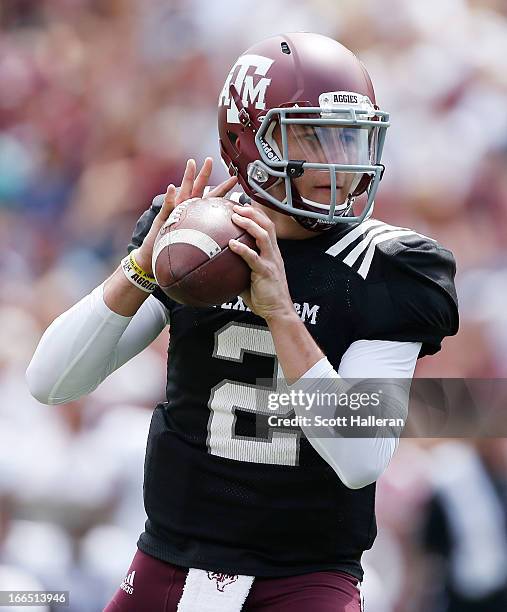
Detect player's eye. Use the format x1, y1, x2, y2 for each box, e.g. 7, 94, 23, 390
301, 131, 319, 145
341, 129, 358, 145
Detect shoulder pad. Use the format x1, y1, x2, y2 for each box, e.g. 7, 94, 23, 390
377, 230, 458, 311
334, 219, 459, 356
326, 219, 438, 280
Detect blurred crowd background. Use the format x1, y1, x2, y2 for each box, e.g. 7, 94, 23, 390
1, 0, 507, 610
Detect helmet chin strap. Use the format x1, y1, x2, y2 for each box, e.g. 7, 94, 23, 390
293, 215, 335, 232
288, 181, 355, 232
292, 207, 354, 231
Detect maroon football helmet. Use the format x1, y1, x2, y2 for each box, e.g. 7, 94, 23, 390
218, 32, 389, 230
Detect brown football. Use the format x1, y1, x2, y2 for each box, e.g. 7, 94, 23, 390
152, 197, 257, 306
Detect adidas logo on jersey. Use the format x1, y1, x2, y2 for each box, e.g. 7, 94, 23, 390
120, 570, 136, 595
326, 219, 434, 279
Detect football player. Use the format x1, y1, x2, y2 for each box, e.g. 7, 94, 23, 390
26, 33, 458, 611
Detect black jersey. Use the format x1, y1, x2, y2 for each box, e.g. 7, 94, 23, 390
128, 200, 458, 578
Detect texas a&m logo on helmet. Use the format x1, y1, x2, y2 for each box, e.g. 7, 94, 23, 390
218, 54, 274, 124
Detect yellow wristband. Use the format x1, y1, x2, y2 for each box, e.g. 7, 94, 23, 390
129, 250, 156, 282
121, 249, 157, 293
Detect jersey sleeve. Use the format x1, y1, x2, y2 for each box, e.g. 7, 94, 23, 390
128, 194, 176, 312
356, 234, 459, 357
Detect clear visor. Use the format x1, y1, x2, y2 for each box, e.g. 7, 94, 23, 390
285, 124, 374, 166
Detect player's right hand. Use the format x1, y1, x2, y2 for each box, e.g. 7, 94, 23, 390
135, 157, 237, 276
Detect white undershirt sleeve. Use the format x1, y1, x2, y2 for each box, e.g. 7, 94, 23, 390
290, 339, 421, 489
26, 283, 169, 405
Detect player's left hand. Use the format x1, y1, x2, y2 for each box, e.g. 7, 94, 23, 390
229, 205, 294, 322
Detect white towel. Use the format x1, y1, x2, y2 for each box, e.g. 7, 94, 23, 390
177, 569, 254, 612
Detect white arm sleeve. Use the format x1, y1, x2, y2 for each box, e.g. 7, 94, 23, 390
26, 283, 169, 405
291, 340, 421, 489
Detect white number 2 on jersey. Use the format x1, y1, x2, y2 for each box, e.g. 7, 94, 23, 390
207, 323, 301, 466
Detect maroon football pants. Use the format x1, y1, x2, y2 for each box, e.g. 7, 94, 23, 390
104, 549, 363, 611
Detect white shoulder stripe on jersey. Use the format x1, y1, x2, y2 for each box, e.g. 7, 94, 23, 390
357, 229, 416, 279
343, 223, 411, 267
325, 218, 439, 280
325, 219, 384, 257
